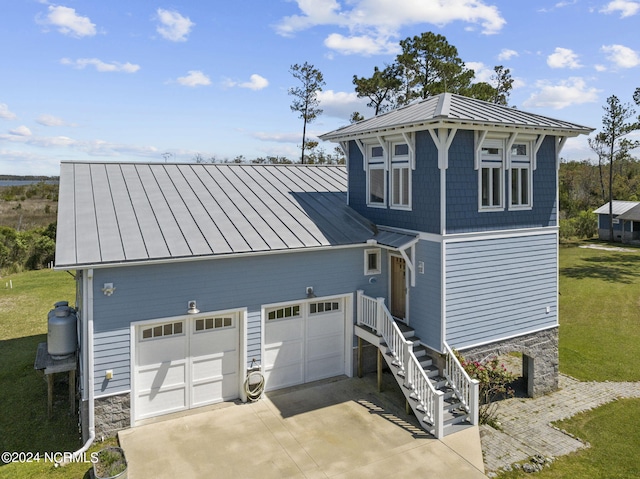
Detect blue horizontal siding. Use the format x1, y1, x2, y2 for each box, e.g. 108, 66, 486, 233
94, 329, 130, 396
409, 239, 442, 350
445, 233, 558, 349
90, 247, 388, 396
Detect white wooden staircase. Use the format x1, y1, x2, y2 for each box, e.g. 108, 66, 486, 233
356, 291, 479, 439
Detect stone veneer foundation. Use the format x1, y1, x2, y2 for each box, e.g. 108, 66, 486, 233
94, 394, 130, 438
459, 327, 559, 398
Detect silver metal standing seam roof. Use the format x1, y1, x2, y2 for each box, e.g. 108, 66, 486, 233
55, 162, 417, 269
612, 203, 640, 221
319, 93, 594, 142
593, 201, 640, 215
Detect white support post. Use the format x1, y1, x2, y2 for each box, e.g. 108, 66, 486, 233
403, 341, 413, 387
375, 297, 385, 335
356, 290, 364, 326
435, 393, 444, 439
470, 379, 480, 426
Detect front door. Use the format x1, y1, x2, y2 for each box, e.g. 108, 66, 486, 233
390, 256, 407, 320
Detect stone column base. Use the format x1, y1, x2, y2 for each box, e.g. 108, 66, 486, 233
458, 327, 559, 398
94, 393, 131, 439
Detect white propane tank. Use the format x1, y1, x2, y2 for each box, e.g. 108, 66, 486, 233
47, 302, 77, 359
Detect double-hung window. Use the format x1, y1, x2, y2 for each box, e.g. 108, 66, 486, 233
367, 145, 386, 206
509, 142, 532, 209
479, 139, 504, 211
391, 142, 411, 209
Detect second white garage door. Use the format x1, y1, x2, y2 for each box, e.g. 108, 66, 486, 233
264, 296, 347, 391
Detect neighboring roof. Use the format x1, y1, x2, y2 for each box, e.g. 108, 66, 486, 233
593, 201, 639, 215
616, 203, 640, 221
55, 162, 416, 269
319, 93, 594, 142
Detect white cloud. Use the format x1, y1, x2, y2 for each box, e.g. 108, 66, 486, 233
276, 0, 506, 55
39, 5, 96, 38
523, 77, 600, 109
226, 74, 269, 90
251, 131, 301, 143
156, 8, 194, 42
547, 47, 582, 69
36, 114, 69, 127
9, 126, 32, 137
601, 44, 640, 68
498, 49, 518, 61
176, 70, 211, 87
0, 103, 17, 120
317, 89, 367, 118
467, 62, 493, 82
324, 33, 399, 56
594, 64, 607, 72
600, 0, 640, 17
60, 58, 140, 73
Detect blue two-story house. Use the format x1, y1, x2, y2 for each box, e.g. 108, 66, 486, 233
55, 93, 592, 443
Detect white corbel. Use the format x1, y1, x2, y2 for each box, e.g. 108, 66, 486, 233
532, 134, 545, 171
556, 136, 568, 171
474, 130, 488, 170
429, 128, 457, 170
339, 141, 350, 162
401, 132, 416, 170
399, 243, 416, 287
505, 132, 517, 170
355, 139, 366, 171
376, 135, 389, 171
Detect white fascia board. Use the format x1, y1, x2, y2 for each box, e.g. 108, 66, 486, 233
442, 225, 559, 243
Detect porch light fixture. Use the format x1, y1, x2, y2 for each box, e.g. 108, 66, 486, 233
306, 287, 315, 298
187, 300, 199, 314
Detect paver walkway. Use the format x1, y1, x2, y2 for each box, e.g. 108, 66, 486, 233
480, 374, 640, 475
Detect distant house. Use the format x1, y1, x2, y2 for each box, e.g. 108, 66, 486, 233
594, 201, 640, 242
55, 93, 592, 443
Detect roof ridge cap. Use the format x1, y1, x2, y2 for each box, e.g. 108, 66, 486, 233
433, 93, 451, 118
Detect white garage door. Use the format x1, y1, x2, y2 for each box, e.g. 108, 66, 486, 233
134, 313, 239, 421
264, 297, 346, 391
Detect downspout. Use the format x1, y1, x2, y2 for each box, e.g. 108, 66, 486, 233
72, 268, 95, 460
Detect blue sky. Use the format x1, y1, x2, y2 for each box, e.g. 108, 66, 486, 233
1, 0, 639, 176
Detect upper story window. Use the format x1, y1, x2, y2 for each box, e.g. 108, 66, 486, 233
367, 145, 386, 207
391, 142, 411, 209
509, 142, 532, 209
364, 138, 413, 210
479, 140, 504, 211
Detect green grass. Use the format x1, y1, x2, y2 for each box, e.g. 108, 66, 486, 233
0, 269, 116, 479
498, 398, 640, 479
558, 243, 640, 381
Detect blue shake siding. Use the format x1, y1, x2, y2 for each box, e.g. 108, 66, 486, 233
347, 129, 557, 234
445, 233, 558, 349
90, 247, 387, 397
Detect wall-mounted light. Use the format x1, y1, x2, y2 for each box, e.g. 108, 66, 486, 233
306, 287, 315, 298
102, 283, 116, 296
187, 300, 200, 314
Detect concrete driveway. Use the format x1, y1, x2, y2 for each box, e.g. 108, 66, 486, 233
118, 375, 486, 478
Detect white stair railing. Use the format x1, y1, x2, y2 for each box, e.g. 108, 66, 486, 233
356, 291, 443, 437
443, 341, 480, 426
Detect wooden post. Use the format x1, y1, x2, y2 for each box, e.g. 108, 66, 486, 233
69, 369, 76, 415
377, 349, 382, 392
47, 374, 53, 419
357, 337, 363, 378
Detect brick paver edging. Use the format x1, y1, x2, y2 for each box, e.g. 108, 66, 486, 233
480, 375, 640, 475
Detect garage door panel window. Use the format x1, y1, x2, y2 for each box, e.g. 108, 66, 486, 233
142, 321, 184, 340
195, 316, 234, 332
309, 301, 341, 314
267, 305, 301, 321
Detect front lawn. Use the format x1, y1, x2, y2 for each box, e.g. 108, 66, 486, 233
558, 243, 640, 381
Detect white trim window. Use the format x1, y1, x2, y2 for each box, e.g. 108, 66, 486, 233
366, 145, 386, 206
479, 139, 504, 211
364, 248, 381, 275
509, 142, 532, 209
391, 142, 411, 209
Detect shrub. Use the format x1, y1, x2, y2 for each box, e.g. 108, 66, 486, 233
454, 351, 516, 426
